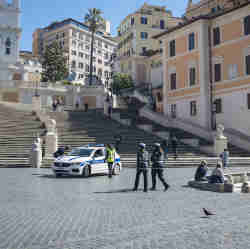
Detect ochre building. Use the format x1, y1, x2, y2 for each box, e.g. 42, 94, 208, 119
153, 1, 250, 135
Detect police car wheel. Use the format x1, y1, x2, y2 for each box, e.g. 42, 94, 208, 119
83, 166, 91, 177
55, 174, 62, 178
113, 164, 121, 175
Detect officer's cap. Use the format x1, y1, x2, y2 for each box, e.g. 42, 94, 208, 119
139, 143, 146, 148
154, 143, 161, 147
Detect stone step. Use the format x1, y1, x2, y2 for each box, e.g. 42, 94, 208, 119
0, 104, 44, 167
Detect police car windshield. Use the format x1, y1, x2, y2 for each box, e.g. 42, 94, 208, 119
68, 148, 92, 157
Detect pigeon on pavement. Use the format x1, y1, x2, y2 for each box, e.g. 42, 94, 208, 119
203, 208, 215, 216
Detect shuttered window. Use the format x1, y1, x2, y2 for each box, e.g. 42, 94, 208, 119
214, 63, 221, 82
170, 73, 176, 90
189, 33, 195, 50
189, 68, 196, 86
247, 94, 250, 110
141, 17, 147, 24
131, 17, 134, 25
169, 40, 175, 57
141, 32, 148, 40
215, 98, 222, 113
244, 15, 250, 36
246, 55, 250, 75
213, 27, 220, 46
160, 20, 165, 29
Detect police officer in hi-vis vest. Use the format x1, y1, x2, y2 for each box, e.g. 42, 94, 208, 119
133, 143, 149, 192
105, 144, 116, 178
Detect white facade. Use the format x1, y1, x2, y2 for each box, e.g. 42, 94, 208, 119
37, 19, 117, 85
150, 65, 163, 88
18, 55, 42, 81
0, 0, 21, 81
215, 88, 250, 135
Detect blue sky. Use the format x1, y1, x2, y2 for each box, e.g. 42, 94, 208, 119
20, 0, 194, 51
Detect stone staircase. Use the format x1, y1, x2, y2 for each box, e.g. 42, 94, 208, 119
1, 101, 250, 168
46, 107, 250, 167
110, 96, 250, 166
0, 104, 44, 167
45, 109, 213, 167
118, 97, 250, 153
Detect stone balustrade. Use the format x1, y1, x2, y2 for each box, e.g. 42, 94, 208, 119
188, 172, 250, 193
224, 172, 250, 184
188, 180, 234, 193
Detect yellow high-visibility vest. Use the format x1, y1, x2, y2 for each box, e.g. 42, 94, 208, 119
107, 148, 115, 163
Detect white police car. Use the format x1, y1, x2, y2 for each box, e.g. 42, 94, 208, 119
52, 144, 122, 177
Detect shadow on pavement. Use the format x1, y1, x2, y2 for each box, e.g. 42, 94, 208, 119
34, 174, 57, 178
32, 174, 105, 179
94, 188, 136, 194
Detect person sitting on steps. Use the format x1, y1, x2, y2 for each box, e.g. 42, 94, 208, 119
194, 160, 208, 181
209, 162, 225, 184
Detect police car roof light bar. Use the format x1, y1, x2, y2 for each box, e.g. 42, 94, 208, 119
86, 143, 105, 147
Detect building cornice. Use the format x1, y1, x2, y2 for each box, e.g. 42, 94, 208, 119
153, 2, 250, 39
0, 6, 21, 13
0, 25, 21, 33
42, 18, 117, 45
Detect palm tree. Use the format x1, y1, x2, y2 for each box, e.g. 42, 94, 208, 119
84, 8, 105, 85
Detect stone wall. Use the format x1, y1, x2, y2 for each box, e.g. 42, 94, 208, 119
0, 80, 106, 109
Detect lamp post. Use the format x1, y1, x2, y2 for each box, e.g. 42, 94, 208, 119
148, 82, 154, 110
32, 70, 41, 112
34, 70, 40, 97
212, 100, 217, 130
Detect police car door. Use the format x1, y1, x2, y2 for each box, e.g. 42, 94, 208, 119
92, 149, 106, 173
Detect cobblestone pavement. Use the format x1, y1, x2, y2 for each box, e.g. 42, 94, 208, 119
0, 167, 250, 249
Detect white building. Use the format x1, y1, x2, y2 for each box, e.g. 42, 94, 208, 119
18, 51, 42, 82
0, 0, 21, 81
33, 19, 117, 86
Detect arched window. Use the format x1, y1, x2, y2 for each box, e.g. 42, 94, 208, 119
5, 38, 11, 55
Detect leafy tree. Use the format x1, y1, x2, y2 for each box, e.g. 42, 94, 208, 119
111, 73, 134, 95
84, 8, 105, 85
41, 41, 68, 82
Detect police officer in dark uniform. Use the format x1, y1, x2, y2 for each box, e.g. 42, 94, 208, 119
54, 145, 71, 158
114, 134, 122, 152
150, 143, 170, 191
133, 143, 149, 192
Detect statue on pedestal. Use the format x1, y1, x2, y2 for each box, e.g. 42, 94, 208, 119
216, 124, 226, 139
46, 119, 57, 134
30, 136, 42, 168
241, 182, 250, 193
227, 175, 234, 184
214, 124, 228, 157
